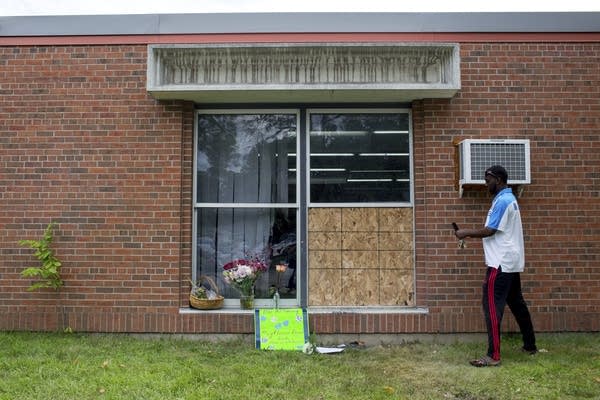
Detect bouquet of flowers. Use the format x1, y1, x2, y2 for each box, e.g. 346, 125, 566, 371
222, 258, 267, 296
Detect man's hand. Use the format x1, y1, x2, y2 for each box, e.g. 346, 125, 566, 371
452, 223, 466, 248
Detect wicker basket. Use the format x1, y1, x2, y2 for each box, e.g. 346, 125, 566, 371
189, 275, 224, 310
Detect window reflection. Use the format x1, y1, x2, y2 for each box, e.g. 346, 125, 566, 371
197, 113, 297, 204
195, 113, 298, 302
194, 109, 413, 307
196, 208, 297, 300
309, 112, 411, 203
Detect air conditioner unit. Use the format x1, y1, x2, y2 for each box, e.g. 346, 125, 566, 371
458, 139, 530, 197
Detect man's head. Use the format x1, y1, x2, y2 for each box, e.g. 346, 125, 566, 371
485, 165, 508, 184
484, 165, 508, 195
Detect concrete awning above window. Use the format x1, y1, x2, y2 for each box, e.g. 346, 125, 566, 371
147, 43, 460, 103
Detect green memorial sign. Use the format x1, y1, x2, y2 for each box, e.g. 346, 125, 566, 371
254, 308, 309, 351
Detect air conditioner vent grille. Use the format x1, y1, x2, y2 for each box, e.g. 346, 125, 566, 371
469, 143, 528, 181
457, 139, 530, 197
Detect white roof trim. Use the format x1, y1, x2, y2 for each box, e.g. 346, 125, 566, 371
1, 13, 599, 36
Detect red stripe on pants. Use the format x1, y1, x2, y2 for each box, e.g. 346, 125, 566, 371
487, 268, 501, 360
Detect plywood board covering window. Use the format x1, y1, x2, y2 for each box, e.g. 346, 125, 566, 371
308, 207, 414, 306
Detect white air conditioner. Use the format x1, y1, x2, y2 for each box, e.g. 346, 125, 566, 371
458, 139, 530, 197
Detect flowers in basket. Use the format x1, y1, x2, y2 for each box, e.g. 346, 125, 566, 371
189, 276, 224, 310
190, 284, 216, 300
222, 258, 267, 296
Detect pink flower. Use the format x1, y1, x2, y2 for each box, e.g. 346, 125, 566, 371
222, 258, 267, 296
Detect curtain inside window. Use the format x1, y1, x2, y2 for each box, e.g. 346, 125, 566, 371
196, 113, 297, 299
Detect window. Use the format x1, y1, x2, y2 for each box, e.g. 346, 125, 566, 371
193, 108, 413, 309
309, 110, 411, 204
194, 111, 298, 308
196, 113, 297, 204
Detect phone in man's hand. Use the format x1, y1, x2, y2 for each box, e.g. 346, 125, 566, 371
451, 222, 465, 248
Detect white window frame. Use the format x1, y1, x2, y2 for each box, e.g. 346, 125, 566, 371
193, 109, 301, 309
191, 107, 416, 310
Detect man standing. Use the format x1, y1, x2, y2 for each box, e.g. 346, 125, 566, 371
455, 165, 537, 367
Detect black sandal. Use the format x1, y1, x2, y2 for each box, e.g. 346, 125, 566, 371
521, 347, 538, 355
469, 355, 501, 367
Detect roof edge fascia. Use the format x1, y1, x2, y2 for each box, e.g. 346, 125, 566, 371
1, 12, 599, 37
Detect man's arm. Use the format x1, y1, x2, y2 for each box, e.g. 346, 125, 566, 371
455, 227, 496, 240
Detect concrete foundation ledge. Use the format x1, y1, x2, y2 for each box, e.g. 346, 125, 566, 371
126, 332, 486, 346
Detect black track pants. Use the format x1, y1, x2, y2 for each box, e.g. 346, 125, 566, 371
482, 266, 537, 360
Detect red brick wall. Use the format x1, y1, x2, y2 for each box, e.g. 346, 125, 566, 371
1, 42, 598, 334
0, 45, 193, 332
413, 42, 600, 334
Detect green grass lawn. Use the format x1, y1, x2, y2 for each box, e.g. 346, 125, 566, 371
0, 332, 598, 399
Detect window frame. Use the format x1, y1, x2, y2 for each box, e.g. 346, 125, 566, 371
192, 107, 415, 310
193, 109, 301, 309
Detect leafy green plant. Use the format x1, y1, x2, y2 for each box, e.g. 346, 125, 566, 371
19, 222, 63, 291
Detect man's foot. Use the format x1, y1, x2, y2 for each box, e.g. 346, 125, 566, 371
469, 355, 501, 367
521, 346, 538, 355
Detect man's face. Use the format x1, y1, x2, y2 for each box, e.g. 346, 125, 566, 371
485, 173, 499, 195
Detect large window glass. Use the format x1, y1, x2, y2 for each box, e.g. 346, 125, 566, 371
193, 108, 412, 309
197, 113, 296, 204
195, 112, 298, 307
309, 110, 411, 203
196, 207, 297, 300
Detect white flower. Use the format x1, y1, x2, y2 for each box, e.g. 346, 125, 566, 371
302, 342, 315, 355
235, 265, 253, 278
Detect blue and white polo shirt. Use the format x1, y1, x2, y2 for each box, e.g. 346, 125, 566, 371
482, 188, 525, 272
